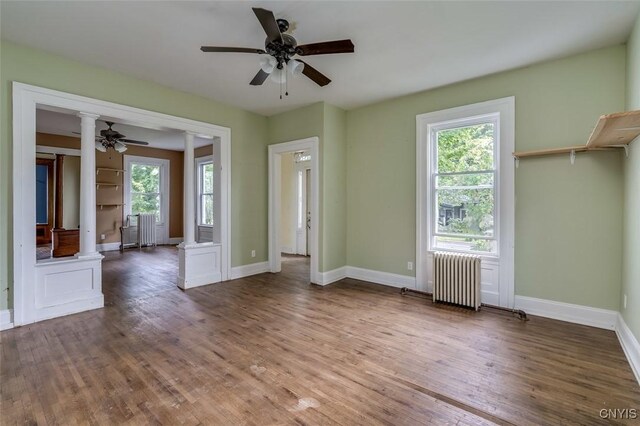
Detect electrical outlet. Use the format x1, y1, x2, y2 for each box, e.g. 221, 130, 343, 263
251, 250, 256, 258
624, 294, 627, 309
407, 261, 413, 271
100, 234, 106, 241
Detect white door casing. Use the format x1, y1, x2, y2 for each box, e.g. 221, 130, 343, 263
268, 138, 320, 284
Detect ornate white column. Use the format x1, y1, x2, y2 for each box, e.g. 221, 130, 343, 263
77, 112, 100, 258
177, 131, 221, 290
182, 131, 196, 246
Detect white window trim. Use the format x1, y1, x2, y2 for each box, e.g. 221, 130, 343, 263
123, 155, 170, 244
416, 97, 515, 308
196, 155, 214, 227
429, 113, 500, 256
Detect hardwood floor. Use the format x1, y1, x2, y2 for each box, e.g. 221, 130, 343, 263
1, 247, 639, 425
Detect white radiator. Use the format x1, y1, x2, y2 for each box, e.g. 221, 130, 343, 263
138, 213, 156, 248
433, 251, 481, 311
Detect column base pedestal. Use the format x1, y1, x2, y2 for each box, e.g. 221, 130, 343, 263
177, 243, 222, 290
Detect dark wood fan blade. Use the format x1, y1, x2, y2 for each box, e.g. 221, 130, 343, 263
298, 60, 331, 87
201, 46, 265, 54
250, 69, 270, 86
296, 39, 354, 56
120, 139, 149, 146
252, 8, 282, 44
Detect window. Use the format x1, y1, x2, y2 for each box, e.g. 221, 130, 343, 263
124, 156, 169, 233
198, 160, 214, 226
430, 115, 498, 254
130, 162, 162, 221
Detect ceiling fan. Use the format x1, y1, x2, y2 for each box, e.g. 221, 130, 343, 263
75, 121, 150, 153
200, 7, 354, 92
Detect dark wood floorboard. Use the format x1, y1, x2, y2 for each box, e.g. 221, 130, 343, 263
1, 246, 639, 425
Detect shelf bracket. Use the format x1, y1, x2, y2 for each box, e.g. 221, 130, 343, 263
514, 157, 520, 169
570, 149, 576, 165
623, 145, 629, 158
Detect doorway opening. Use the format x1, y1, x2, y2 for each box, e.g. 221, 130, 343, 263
12, 82, 231, 326
268, 137, 320, 284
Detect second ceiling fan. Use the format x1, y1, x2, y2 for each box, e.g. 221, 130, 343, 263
201, 7, 354, 89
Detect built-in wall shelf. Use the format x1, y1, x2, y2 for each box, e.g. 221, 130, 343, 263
513, 109, 640, 161
96, 167, 126, 176
97, 203, 124, 210
96, 182, 120, 190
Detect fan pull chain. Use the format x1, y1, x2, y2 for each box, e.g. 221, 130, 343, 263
285, 66, 289, 97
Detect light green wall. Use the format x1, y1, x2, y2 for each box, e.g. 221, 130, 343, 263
266, 102, 348, 272
0, 40, 270, 310
622, 13, 640, 340
346, 45, 626, 310
0, 38, 632, 313
321, 104, 347, 271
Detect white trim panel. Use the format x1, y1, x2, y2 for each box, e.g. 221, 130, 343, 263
34, 255, 104, 322
346, 266, 416, 289
230, 261, 270, 280
514, 295, 617, 330
0, 309, 14, 331
616, 314, 640, 385
177, 243, 221, 290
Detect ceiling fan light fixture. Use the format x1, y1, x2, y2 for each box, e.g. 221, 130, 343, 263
95, 141, 107, 152
114, 142, 128, 153
288, 59, 304, 76
270, 67, 287, 84
259, 55, 277, 73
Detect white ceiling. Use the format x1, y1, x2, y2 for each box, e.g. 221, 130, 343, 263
3, 1, 640, 116
36, 109, 212, 151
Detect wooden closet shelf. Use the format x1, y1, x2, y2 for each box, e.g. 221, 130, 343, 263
513, 109, 640, 160
96, 168, 126, 175
97, 203, 124, 210
96, 182, 120, 189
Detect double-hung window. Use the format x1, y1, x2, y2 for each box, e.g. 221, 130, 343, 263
197, 158, 214, 226
430, 115, 498, 254
130, 162, 163, 222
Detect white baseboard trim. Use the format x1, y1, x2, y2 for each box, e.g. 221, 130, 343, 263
178, 272, 222, 290
514, 295, 617, 330
280, 246, 295, 254
230, 261, 270, 280
169, 237, 183, 245
1, 309, 14, 331
616, 313, 640, 385
96, 242, 120, 252
346, 266, 416, 289
317, 267, 347, 286
35, 295, 104, 323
